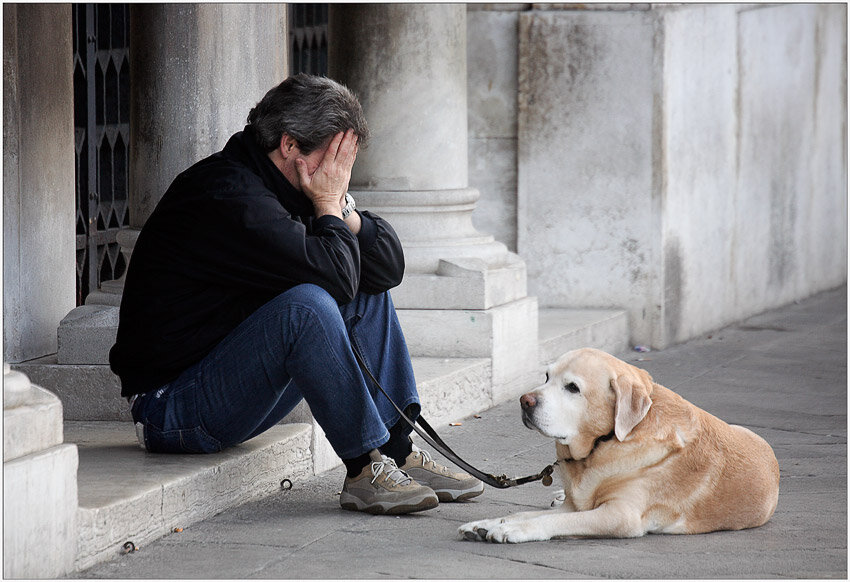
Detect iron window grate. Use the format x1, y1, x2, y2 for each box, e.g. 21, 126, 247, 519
72, 3, 130, 305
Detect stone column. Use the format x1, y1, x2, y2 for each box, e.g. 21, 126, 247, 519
3, 3, 77, 361
87, 4, 288, 305
329, 4, 538, 399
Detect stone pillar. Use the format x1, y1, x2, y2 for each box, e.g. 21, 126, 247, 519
329, 4, 538, 399
86, 4, 288, 306
3, 3, 77, 362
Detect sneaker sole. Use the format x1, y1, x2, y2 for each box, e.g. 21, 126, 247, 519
433, 482, 485, 502
339, 492, 439, 515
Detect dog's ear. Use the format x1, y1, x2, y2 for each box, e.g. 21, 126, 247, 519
611, 368, 654, 441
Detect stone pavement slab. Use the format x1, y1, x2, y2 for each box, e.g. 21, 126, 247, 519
74, 286, 847, 579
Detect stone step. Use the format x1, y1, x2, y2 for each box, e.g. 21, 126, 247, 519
538, 308, 630, 364
14, 356, 493, 424
411, 356, 492, 426
15, 355, 128, 422
63, 357, 492, 571
67, 421, 313, 572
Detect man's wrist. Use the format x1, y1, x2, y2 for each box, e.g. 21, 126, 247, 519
343, 207, 361, 235
314, 202, 342, 219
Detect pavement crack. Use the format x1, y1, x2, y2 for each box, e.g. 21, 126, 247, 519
494, 553, 584, 575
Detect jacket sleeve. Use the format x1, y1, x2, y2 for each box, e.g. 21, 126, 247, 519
354, 210, 406, 295
186, 187, 362, 305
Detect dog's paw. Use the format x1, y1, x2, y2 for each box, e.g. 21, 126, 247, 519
480, 521, 540, 544
458, 518, 504, 542
459, 518, 545, 544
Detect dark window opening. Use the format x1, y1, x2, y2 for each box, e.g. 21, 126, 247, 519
289, 4, 328, 76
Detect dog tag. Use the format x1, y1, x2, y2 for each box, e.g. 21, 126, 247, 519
542, 475, 553, 487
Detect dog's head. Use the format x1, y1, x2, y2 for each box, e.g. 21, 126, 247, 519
520, 348, 655, 459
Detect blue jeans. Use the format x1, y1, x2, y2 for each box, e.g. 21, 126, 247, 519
131, 284, 420, 460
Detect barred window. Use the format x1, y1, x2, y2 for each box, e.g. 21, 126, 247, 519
289, 4, 328, 76
72, 3, 130, 305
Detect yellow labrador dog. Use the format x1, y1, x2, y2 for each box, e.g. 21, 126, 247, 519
459, 348, 779, 543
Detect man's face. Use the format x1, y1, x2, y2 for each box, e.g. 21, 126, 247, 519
284, 138, 332, 192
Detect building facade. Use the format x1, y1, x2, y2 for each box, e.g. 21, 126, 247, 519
3, 3, 846, 576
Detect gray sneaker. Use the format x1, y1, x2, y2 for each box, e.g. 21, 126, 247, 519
340, 450, 439, 515
400, 445, 484, 502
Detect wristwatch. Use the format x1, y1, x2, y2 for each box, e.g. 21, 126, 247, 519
341, 192, 356, 219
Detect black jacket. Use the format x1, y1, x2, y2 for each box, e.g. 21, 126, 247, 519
109, 127, 405, 396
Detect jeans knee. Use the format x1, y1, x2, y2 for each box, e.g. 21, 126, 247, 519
282, 284, 338, 311
275, 284, 344, 330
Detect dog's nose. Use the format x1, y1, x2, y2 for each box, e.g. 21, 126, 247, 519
520, 393, 537, 410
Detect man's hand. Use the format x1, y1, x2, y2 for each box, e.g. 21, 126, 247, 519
296, 129, 358, 219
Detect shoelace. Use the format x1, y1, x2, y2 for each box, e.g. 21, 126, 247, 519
370, 456, 412, 486
411, 445, 450, 475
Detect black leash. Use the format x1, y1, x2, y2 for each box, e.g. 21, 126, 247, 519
352, 347, 555, 489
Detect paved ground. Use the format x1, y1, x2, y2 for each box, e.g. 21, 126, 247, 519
76, 286, 847, 579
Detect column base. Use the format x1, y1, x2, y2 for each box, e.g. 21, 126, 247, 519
392, 255, 527, 310
3, 367, 78, 579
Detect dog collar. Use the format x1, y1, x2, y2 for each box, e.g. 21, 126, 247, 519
556, 430, 617, 466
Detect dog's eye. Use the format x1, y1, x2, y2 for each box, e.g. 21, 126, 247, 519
564, 382, 580, 394
545, 372, 550, 383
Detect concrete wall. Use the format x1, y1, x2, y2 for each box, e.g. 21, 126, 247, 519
3, 4, 77, 363
660, 3, 848, 344
130, 4, 288, 225
517, 7, 662, 343
469, 4, 847, 347
467, 5, 521, 252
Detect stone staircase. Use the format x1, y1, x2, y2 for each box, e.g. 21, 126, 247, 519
13, 306, 628, 573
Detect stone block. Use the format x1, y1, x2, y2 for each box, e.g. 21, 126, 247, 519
57, 304, 118, 365
517, 10, 659, 345
3, 444, 79, 579
83, 290, 122, 306
516, 5, 846, 349
391, 256, 526, 310
413, 357, 493, 426
281, 400, 340, 475
3, 380, 64, 462
490, 296, 540, 401
14, 356, 127, 421
733, 4, 847, 315
69, 421, 312, 571
538, 308, 630, 364
398, 296, 539, 403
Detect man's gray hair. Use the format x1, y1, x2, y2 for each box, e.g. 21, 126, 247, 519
247, 74, 370, 154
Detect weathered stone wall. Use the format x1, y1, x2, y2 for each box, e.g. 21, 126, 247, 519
3, 4, 77, 363
469, 4, 847, 347
661, 3, 847, 344
518, 7, 661, 343
467, 5, 521, 252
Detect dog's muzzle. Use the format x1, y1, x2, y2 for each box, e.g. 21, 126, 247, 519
520, 393, 538, 430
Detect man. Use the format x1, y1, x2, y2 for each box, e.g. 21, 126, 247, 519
110, 74, 483, 515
